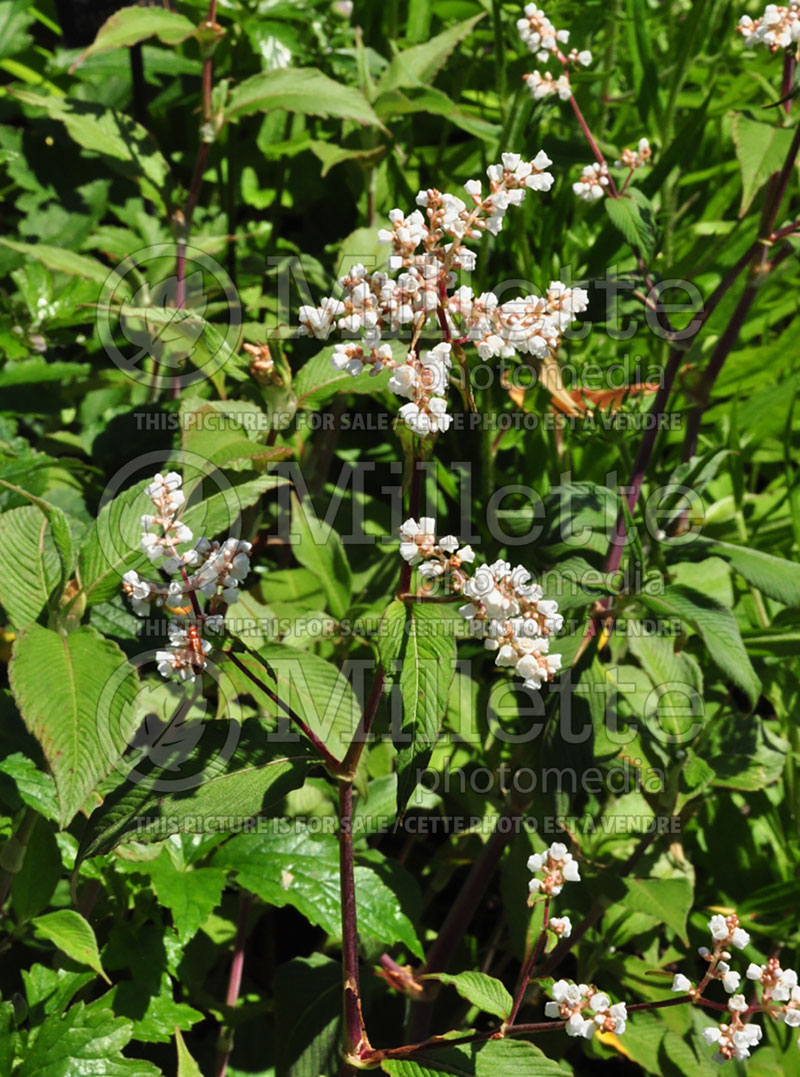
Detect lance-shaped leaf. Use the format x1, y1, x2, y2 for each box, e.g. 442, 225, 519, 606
77, 4, 197, 61
423, 972, 514, 1021
0, 505, 61, 628
33, 910, 110, 982
381, 1038, 566, 1075
8, 624, 140, 827
226, 67, 384, 128
394, 603, 457, 813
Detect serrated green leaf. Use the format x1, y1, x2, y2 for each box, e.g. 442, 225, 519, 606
0, 504, 61, 628
8, 624, 140, 826
732, 112, 796, 215
424, 972, 513, 1021
620, 876, 693, 944
380, 1038, 566, 1076
214, 825, 423, 958
695, 538, 800, 606
80, 4, 197, 59
175, 1028, 203, 1077
376, 14, 485, 96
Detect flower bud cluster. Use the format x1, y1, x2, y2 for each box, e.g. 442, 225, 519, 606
527, 841, 580, 898
617, 137, 652, 171
573, 163, 609, 202
737, 2, 800, 51
545, 980, 627, 1038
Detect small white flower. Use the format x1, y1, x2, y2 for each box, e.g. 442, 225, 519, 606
672, 973, 692, 992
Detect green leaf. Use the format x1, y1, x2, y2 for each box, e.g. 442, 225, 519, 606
226, 67, 384, 128
289, 492, 352, 620
10, 90, 171, 190
604, 188, 656, 257
180, 470, 287, 542
394, 604, 457, 813
293, 344, 394, 410
175, 1028, 203, 1077
637, 585, 761, 708
732, 112, 796, 215
373, 86, 500, 141
380, 1038, 566, 1076
0, 753, 59, 822
78, 480, 151, 608
0, 479, 77, 605
33, 910, 110, 982
620, 876, 694, 944
274, 954, 341, 1077
214, 825, 423, 958
423, 972, 513, 1021
0, 239, 114, 288
695, 538, 800, 606
0, 505, 61, 628
142, 851, 226, 943
77, 718, 313, 860
376, 14, 485, 95
8, 624, 140, 827
0, 1000, 16, 1074
80, 4, 197, 59
378, 598, 407, 669
220, 644, 360, 762
180, 398, 290, 472
309, 140, 386, 178
15, 1001, 161, 1076
11, 818, 61, 922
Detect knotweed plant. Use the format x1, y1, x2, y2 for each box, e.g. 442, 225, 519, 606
1, 1, 799, 1076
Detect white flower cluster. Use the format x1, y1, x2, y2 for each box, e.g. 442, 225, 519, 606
299, 153, 588, 436
573, 162, 609, 202
738, 2, 800, 50
121, 472, 252, 683
671, 914, 800, 1062
397, 517, 563, 693
528, 841, 580, 898
545, 981, 627, 1039
459, 559, 563, 692
517, 3, 591, 102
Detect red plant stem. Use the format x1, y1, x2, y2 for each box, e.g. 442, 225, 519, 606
398, 451, 422, 594
223, 649, 342, 770
215, 893, 251, 1077
681, 57, 800, 458
506, 897, 550, 1026
567, 93, 619, 198
339, 667, 386, 778
339, 782, 369, 1064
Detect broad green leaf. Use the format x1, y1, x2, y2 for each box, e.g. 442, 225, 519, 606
33, 910, 110, 982
226, 67, 383, 128
376, 14, 485, 96
8, 624, 140, 826
180, 398, 290, 472
373, 86, 499, 141
274, 954, 341, 1077
637, 585, 761, 707
381, 1038, 566, 1076
394, 604, 457, 813
289, 492, 352, 620
142, 851, 226, 942
80, 4, 197, 59
695, 538, 800, 606
180, 471, 287, 543
11, 90, 171, 190
732, 112, 796, 215
620, 876, 693, 944
0, 504, 61, 628
77, 719, 313, 860
424, 972, 513, 1021
15, 1001, 161, 1076
220, 644, 360, 761
309, 140, 385, 177
0, 1001, 16, 1073
627, 630, 703, 741
0, 753, 59, 822
175, 1028, 203, 1077
378, 598, 407, 670
214, 825, 423, 958
293, 345, 393, 410
0, 479, 77, 604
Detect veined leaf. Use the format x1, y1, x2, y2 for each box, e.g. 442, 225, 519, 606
732, 112, 796, 216
226, 67, 383, 128
380, 1038, 565, 1075
376, 14, 485, 96
424, 972, 513, 1021
289, 492, 352, 620
8, 624, 140, 826
78, 4, 197, 61
0, 504, 61, 628
33, 910, 110, 982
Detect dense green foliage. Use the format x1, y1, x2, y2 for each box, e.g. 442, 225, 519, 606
0, 0, 799, 1074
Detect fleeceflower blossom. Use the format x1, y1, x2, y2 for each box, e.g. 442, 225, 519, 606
545, 980, 627, 1039
298, 153, 588, 436
737, 2, 800, 51
708, 913, 750, 951
527, 841, 580, 897
573, 162, 609, 202
702, 1001, 762, 1062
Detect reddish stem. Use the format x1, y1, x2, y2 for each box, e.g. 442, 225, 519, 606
215, 893, 251, 1077
507, 897, 550, 1026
